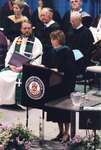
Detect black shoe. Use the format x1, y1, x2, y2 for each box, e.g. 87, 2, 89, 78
51, 133, 63, 141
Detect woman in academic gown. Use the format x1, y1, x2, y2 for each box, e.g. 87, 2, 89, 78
4, 0, 28, 45
46, 30, 76, 143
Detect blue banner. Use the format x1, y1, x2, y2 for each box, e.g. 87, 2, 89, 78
0, 0, 100, 18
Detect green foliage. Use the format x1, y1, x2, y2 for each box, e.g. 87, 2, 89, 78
67, 134, 101, 150
0, 124, 37, 150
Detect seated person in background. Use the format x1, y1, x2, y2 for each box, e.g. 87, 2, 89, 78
3, 0, 28, 46
0, 31, 8, 70
89, 14, 101, 62
31, 0, 62, 28
62, 0, 93, 43
93, 14, 101, 42
68, 11, 94, 75
46, 30, 76, 143
0, 0, 31, 28
89, 14, 101, 43
34, 7, 61, 67
0, 20, 43, 105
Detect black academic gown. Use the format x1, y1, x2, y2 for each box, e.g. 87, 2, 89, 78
0, 31, 7, 70
68, 26, 94, 74
46, 46, 76, 122
62, 11, 74, 43
31, 8, 42, 27
0, 1, 31, 27
31, 8, 62, 27
3, 17, 22, 42
34, 21, 61, 67
62, 11, 93, 43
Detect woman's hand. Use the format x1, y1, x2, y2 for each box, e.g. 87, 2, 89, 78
50, 68, 64, 75
10, 65, 22, 73
51, 68, 58, 72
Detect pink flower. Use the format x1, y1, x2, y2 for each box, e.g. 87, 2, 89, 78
24, 142, 31, 149
70, 135, 83, 144
16, 137, 20, 142
0, 146, 4, 150
0, 125, 12, 131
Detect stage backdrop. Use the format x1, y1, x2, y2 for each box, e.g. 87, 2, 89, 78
0, 0, 100, 18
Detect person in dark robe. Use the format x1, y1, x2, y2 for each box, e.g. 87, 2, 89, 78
34, 7, 61, 67
62, 0, 93, 43
0, 0, 31, 28
0, 31, 8, 70
68, 11, 94, 75
3, 0, 28, 45
46, 30, 76, 143
31, 0, 62, 28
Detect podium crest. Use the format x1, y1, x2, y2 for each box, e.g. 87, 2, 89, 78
25, 76, 45, 100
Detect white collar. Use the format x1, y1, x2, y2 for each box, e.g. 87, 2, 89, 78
76, 23, 83, 29
72, 8, 82, 13
44, 20, 55, 27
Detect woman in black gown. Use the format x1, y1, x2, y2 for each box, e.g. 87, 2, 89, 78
4, 0, 28, 45
47, 30, 76, 143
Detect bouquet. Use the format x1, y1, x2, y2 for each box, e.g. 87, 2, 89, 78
67, 134, 101, 150
0, 124, 36, 150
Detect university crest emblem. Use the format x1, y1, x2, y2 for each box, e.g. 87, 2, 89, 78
25, 76, 45, 100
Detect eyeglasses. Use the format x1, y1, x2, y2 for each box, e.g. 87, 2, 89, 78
70, 0, 80, 3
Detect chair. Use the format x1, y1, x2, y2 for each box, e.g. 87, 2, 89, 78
86, 66, 101, 96
72, 47, 98, 93
75, 59, 97, 93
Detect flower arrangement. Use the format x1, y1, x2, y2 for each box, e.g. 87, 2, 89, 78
0, 124, 37, 150
67, 134, 101, 150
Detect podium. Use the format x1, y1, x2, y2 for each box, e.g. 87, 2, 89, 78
21, 64, 63, 130
21, 64, 63, 108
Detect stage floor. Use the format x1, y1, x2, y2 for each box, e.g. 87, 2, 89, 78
30, 140, 65, 150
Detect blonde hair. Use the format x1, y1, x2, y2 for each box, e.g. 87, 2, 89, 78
13, 0, 25, 9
